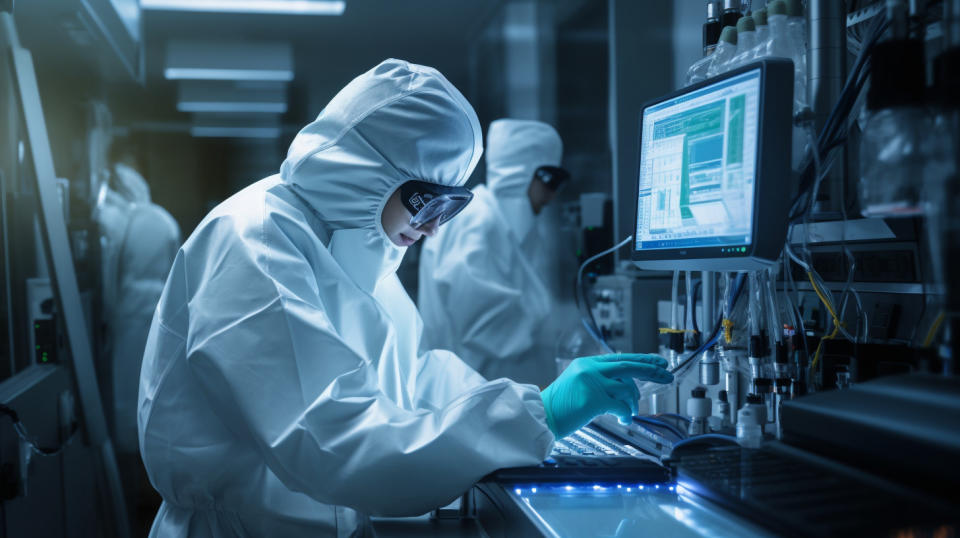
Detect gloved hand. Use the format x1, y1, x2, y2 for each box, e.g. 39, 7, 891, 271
540, 353, 673, 439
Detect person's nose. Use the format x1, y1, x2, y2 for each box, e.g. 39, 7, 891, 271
418, 218, 440, 237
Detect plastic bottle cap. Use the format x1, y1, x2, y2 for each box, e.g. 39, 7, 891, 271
754, 8, 768, 25
736, 16, 755, 33
745, 393, 763, 405
767, 0, 787, 16
707, 0, 719, 20
719, 26, 738, 45
718, 389, 728, 402
785, 0, 803, 17
691, 387, 707, 398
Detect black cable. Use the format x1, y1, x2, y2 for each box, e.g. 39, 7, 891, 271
0, 403, 76, 457
691, 279, 702, 335
575, 235, 634, 353
633, 416, 687, 440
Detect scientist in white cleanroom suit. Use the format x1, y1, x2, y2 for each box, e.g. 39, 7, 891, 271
418, 119, 568, 387
138, 59, 673, 537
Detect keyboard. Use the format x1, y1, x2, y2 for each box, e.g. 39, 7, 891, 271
487, 424, 671, 484
550, 425, 645, 457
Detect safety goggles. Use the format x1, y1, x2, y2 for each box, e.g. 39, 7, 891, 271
533, 165, 571, 191
399, 180, 474, 228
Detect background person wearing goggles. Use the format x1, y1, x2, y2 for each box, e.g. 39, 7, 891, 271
418, 118, 578, 388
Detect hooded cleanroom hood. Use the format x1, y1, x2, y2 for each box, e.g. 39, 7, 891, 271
486, 119, 563, 200
280, 59, 483, 242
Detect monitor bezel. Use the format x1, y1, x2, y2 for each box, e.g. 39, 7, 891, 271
630, 59, 794, 271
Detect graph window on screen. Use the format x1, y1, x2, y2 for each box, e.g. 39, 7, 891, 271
635, 69, 760, 252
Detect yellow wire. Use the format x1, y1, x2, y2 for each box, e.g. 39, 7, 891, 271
807, 271, 843, 373
722, 319, 734, 344
807, 272, 840, 324
658, 328, 695, 334
923, 311, 946, 348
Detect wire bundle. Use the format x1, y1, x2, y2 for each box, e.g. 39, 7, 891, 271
788, 15, 889, 225
671, 273, 747, 376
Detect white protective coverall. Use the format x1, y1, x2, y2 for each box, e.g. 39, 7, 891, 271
94, 163, 180, 453
418, 119, 563, 387
138, 59, 554, 537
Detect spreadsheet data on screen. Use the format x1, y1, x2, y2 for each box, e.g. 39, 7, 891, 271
635, 70, 760, 252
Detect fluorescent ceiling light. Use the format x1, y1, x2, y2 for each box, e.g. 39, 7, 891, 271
165, 40, 294, 81
190, 126, 282, 138
165, 68, 293, 81
142, 0, 345, 15
179, 101, 287, 113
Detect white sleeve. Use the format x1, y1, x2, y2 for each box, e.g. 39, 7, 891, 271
184, 219, 553, 517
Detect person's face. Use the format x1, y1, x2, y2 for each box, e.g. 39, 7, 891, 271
527, 177, 557, 215
381, 188, 441, 247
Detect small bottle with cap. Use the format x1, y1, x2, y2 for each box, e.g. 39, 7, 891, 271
754, 0, 793, 61
720, 0, 742, 29
714, 389, 732, 427
700, 349, 720, 386
726, 15, 757, 71
703, 1, 722, 56
744, 392, 767, 432
705, 26, 739, 79
753, 7, 769, 45
687, 386, 712, 436
736, 405, 764, 448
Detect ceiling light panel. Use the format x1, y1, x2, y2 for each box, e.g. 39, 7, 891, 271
177, 80, 288, 113
142, 0, 345, 16
165, 40, 294, 81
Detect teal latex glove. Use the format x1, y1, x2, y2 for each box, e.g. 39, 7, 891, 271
540, 353, 673, 439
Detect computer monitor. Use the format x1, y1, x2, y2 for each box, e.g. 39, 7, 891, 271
631, 60, 794, 271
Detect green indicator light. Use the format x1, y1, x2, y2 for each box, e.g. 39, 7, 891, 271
35, 345, 40, 350
35, 324, 40, 329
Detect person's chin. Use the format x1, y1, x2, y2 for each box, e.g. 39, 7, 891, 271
396, 232, 417, 247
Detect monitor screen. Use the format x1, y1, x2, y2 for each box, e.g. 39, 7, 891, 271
635, 68, 761, 254
631, 60, 793, 271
